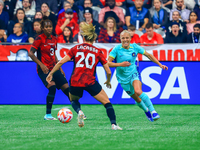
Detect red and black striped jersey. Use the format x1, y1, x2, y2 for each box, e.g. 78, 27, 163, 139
67, 43, 107, 87
32, 33, 57, 71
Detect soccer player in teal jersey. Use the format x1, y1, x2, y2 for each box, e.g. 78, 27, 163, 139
108, 30, 168, 121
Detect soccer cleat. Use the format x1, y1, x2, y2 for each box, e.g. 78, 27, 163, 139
152, 113, 160, 121
78, 110, 84, 127
145, 110, 154, 122
84, 115, 87, 120
112, 124, 123, 130
44, 114, 57, 120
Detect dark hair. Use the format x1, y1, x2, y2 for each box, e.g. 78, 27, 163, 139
41, 2, 49, 8
14, 8, 26, 20
128, 25, 136, 31
194, 23, 200, 29
63, 26, 73, 43
145, 23, 153, 29
189, 11, 198, 22
40, 16, 52, 29
34, 11, 43, 19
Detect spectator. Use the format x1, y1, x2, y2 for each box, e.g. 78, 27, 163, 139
16, 0, 36, 21
28, 19, 42, 43
57, 1, 78, 22
0, 0, 9, 28
140, 23, 163, 44
172, 0, 195, 10
162, 0, 173, 9
79, 0, 99, 22
55, 8, 79, 37
7, 8, 33, 37
3, 0, 14, 20
149, 0, 168, 30
170, 0, 190, 22
65, 0, 80, 14
34, 11, 43, 20
83, 7, 100, 36
98, 17, 121, 43
36, 0, 58, 14
41, 3, 57, 33
187, 23, 200, 43
57, 26, 74, 43
186, 11, 200, 34
166, 11, 187, 36
194, 2, 200, 21
14, 0, 36, 13
127, 0, 152, 9
99, 0, 125, 28
7, 23, 28, 43
0, 18, 7, 42
164, 22, 187, 43
125, 0, 150, 32
127, 25, 140, 43
73, 22, 84, 43
75, 0, 104, 8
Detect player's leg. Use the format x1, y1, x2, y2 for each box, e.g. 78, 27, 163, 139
53, 70, 70, 101
69, 86, 85, 127
132, 80, 160, 121
44, 81, 57, 120
38, 69, 57, 120
86, 81, 122, 130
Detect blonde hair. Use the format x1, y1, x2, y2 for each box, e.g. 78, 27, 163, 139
104, 17, 117, 32
120, 30, 131, 39
80, 22, 97, 42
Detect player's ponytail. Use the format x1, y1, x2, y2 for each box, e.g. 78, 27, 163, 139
40, 16, 52, 29
80, 22, 97, 43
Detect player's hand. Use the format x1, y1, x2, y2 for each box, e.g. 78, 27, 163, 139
60, 67, 65, 77
121, 61, 131, 67
160, 64, 168, 70
104, 80, 112, 89
40, 64, 49, 74
46, 74, 53, 84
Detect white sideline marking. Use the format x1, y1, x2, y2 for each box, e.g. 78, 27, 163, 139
52, 106, 69, 110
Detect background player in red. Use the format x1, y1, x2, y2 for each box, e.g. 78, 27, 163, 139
46, 22, 122, 130
28, 17, 73, 120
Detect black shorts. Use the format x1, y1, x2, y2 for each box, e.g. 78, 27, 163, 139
38, 68, 68, 89
70, 81, 102, 98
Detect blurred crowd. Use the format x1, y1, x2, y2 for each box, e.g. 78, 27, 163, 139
0, 0, 200, 44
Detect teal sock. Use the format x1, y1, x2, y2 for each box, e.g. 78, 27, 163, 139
139, 92, 155, 112
135, 101, 148, 112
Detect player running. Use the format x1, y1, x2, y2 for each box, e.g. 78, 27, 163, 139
46, 22, 122, 130
108, 30, 168, 122
28, 17, 77, 120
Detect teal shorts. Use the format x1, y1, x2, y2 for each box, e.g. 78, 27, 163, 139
120, 72, 140, 96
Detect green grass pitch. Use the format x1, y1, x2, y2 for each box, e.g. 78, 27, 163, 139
0, 105, 200, 150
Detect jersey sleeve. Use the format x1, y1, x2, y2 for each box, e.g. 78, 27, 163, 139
98, 50, 107, 65
67, 46, 75, 59
32, 36, 42, 50
134, 44, 145, 54
109, 45, 118, 59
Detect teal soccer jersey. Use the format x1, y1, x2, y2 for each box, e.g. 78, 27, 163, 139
109, 43, 145, 84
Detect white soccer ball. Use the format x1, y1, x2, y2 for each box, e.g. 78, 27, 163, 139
57, 108, 73, 123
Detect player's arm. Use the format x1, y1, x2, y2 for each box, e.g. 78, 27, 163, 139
28, 47, 49, 74
108, 57, 131, 67
55, 55, 65, 77
46, 54, 71, 84
103, 63, 112, 89
143, 51, 168, 70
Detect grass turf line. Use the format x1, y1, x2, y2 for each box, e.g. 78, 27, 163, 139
0, 105, 200, 150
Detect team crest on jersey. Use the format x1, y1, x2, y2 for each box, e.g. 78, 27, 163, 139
132, 52, 136, 57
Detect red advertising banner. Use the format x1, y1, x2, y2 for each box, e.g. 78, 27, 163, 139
0, 43, 200, 61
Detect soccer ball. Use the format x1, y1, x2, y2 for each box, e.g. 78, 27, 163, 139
57, 108, 73, 123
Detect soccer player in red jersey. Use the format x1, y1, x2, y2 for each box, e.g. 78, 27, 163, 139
46, 23, 122, 130
28, 17, 73, 120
